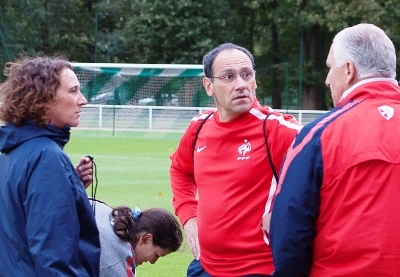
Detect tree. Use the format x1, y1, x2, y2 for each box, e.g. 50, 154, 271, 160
0, 0, 100, 64
93, 0, 232, 64
297, 0, 400, 109
2, 0, 400, 109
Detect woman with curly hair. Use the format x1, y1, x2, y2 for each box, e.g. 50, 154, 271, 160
90, 199, 183, 277
0, 56, 100, 276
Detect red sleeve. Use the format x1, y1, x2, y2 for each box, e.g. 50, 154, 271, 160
265, 109, 302, 215
269, 111, 302, 174
169, 118, 201, 226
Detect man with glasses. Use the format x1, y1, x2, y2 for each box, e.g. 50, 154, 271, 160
170, 43, 301, 276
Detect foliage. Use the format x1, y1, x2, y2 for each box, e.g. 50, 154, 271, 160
98, 0, 232, 64
1, 0, 400, 108
0, 0, 96, 62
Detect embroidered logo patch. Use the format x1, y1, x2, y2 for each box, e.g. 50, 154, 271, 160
237, 139, 251, 160
197, 146, 207, 153
378, 105, 394, 120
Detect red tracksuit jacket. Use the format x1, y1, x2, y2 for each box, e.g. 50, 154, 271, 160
270, 79, 400, 277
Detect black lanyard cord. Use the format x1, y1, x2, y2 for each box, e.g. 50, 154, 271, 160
86, 155, 98, 214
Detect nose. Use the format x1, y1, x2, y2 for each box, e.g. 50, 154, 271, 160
233, 75, 246, 90
150, 257, 159, 264
78, 90, 88, 106
325, 72, 331, 88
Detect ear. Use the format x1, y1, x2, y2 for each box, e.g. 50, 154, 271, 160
344, 61, 357, 86
203, 77, 214, 97
140, 233, 153, 244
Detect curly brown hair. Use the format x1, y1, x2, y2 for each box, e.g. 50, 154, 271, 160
112, 206, 183, 252
0, 56, 72, 127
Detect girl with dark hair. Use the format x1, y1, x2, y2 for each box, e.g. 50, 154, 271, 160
89, 199, 183, 277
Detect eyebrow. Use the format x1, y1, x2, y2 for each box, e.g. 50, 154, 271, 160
68, 84, 80, 90
220, 66, 253, 73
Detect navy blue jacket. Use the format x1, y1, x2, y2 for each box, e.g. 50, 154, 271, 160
0, 121, 100, 276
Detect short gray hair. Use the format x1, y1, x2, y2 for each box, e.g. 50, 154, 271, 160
333, 23, 396, 79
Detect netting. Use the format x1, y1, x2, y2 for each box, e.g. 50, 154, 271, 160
72, 63, 213, 108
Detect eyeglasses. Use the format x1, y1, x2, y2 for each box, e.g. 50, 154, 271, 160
212, 70, 256, 84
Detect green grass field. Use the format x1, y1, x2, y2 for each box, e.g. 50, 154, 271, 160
65, 129, 192, 277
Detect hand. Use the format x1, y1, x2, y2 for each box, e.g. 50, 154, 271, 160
183, 217, 200, 260
262, 212, 271, 234
75, 156, 93, 189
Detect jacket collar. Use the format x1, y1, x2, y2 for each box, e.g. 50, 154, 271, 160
338, 78, 400, 106
0, 120, 70, 154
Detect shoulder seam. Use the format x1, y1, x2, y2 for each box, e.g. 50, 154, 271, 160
249, 108, 302, 131
191, 110, 216, 122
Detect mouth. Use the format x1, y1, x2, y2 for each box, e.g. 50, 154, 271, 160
233, 94, 249, 101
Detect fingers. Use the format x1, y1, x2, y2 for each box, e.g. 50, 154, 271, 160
262, 213, 271, 234
80, 171, 93, 188
184, 217, 200, 260
186, 230, 200, 260
192, 234, 200, 260
75, 156, 93, 188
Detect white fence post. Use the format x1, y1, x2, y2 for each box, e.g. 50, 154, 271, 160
99, 105, 103, 128
149, 107, 153, 129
